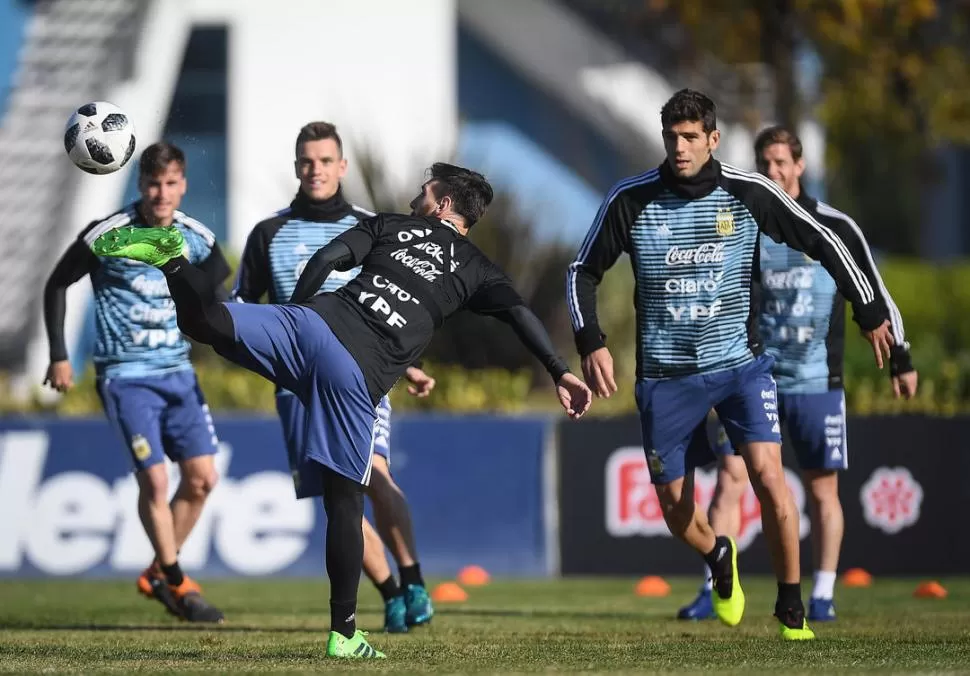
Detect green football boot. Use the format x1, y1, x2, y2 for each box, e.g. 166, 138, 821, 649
91, 225, 185, 267
325, 630, 386, 659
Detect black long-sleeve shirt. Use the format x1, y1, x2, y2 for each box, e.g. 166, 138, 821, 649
292, 212, 569, 402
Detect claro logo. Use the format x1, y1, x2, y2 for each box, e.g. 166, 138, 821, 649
0, 431, 314, 576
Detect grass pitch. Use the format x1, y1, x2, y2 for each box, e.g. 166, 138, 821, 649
1, 577, 968, 674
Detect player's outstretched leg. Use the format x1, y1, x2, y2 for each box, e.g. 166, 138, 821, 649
361, 517, 408, 633
368, 454, 433, 628
678, 454, 747, 621
740, 441, 815, 640
322, 468, 385, 659
654, 473, 745, 627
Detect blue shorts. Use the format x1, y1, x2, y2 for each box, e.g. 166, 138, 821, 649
712, 389, 847, 471
97, 369, 218, 473
277, 390, 392, 499
222, 303, 377, 485
635, 353, 781, 484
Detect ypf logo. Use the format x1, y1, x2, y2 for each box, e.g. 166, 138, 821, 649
860, 466, 923, 534
605, 447, 808, 548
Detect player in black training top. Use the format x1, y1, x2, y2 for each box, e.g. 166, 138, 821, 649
90, 162, 592, 660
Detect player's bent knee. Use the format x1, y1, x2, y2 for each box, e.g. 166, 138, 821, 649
182, 469, 218, 499
806, 471, 839, 504
750, 465, 788, 500
136, 465, 169, 504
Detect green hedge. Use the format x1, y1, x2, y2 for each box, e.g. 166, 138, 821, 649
4, 259, 967, 417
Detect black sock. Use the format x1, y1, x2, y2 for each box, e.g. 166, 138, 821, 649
376, 576, 401, 602
400, 564, 424, 589
703, 536, 732, 598
322, 468, 365, 639
776, 582, 803, 612
330, 600, 357, 639
160, 256, 235, 350
160, 561, 184, 587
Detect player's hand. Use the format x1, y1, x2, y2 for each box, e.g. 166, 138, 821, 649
863, 320, 894, 369
44, 360, 74, 393
892, 370, 918, 400
556, 372, 592, 419
405, 366, 436, 398
581, 347, 617, 398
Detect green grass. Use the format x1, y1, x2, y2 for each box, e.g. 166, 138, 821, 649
0, 577, 968, 674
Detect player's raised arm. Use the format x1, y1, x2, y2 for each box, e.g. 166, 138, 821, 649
469, 267, 591, 419
566, 186, 637, 356
42, 235, 99, 391
289, 215, 383, 304
721, 165, 893, 366
566, 179, 642, 397
812, 202, 917, 395
232, 225, 273, 302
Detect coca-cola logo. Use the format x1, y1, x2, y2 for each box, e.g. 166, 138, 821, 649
860, 467, 923, 534
605, 447, 808, 549
665, 242, 725, 266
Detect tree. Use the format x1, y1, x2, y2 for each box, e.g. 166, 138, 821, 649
640, 0, 970, 254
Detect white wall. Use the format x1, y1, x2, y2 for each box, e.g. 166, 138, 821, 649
187, 0, 457, 253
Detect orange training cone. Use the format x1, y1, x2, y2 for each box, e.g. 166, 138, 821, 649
457, 565, 490, 586
842, 568, 873, 588
431, 581, 468, 602
635, 575, 670, 597
914, 581, 947, 599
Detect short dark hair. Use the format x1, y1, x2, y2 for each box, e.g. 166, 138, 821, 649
754, 125, 803, 162
139, 142, 185, 178
295, 121, 343, 158
660, 89, 718, 134
427, 162, 493, 227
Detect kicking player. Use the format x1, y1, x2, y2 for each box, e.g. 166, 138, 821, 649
43, 142, 229, 622
232, 121, 435, 633
567, 90, 898, 640
676, 125, 918, 623
90, 162, 592, 659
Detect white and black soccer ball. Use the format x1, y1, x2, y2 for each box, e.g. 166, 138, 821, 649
64, 101, 137, 175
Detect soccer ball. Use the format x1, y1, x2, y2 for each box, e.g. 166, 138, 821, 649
64, 101, 137, 175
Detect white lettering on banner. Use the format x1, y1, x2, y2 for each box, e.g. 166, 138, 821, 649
131, 328, 181, 348
605, 446, 809, 549
130, 274, 171, 297
129, 302, 176, 324
762, 266, 815, 291
860, 466, 923, 534
666, 300, 722, 321
665, 242, 725, 266
664, 271, 725, 295
389, 249, 443, 282
396, 228, 432, 243
0, 433, 315, 575
358, 292, 409, 328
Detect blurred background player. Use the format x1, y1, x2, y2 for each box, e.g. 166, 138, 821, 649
677, 125, 919, 623
42, 142, 231, 622
232, 121, 435, 633
567, 90, 899, 640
